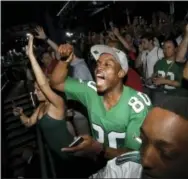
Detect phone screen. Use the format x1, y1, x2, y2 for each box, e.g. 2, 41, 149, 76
69, 137, 84, 147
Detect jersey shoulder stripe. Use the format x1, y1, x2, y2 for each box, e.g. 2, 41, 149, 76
115, 151, 141, 166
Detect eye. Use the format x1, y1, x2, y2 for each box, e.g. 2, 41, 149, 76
105, 63, 112, 67
160, 150, 177, 160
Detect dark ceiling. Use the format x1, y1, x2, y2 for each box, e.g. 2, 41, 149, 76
2, 1, 188, 32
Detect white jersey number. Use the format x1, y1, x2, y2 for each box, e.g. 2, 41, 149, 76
158, 70, 175, 90
92, 124, 126, 148
128, 92, 151, 113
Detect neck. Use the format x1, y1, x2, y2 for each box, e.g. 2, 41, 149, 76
103, 83, 124, 110
148, 44, 154, 52
166, 56, 175, 61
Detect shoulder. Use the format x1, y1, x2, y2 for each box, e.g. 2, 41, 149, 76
115, 151, 141, 166
65, 77, 97, 92
158, 47, 163, 52
90, 152, 142, 178
126, 88, 152, 113
74, 59, 91, 72
155, 58, 165, 65
157, 47, 164, 57
127, 87, 151, 103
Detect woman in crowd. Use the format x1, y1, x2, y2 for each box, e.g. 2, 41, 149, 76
12, 34, 104, 178
13, 34, 74, 159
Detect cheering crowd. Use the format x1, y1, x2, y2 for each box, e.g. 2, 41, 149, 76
12, 12, 188, 178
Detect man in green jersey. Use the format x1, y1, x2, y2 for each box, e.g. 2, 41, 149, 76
51, 44, 152, 159
153, 39, 184, 92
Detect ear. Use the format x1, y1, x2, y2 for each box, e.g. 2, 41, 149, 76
118, 69, 126, 78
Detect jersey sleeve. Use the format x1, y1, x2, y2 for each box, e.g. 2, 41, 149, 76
153, 60, 160, 74
64, 77, 97, 106
90, 152, 142, 178
125, 92, 152, 150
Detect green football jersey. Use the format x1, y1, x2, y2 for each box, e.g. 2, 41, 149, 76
154, 59, 183, 90
64, 77, 152, 150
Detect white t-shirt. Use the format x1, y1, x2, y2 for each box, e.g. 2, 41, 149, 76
90, 151, 142, 178
141, 47, 164, 79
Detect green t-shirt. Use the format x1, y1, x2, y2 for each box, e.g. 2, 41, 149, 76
64, 77, 152, 150
154, 59, 183, 90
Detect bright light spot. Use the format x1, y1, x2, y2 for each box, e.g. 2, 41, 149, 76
66, 32, 73, 37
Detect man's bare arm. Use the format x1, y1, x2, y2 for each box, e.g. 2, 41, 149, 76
50, 44, 74, 91
176, 24, 188, 63
183, 61, 188, 80
35, 26, 61, 60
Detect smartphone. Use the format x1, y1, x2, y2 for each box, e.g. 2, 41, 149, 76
69, 137, 84, 147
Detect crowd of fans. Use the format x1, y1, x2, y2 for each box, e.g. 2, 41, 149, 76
12, 11, 188, 178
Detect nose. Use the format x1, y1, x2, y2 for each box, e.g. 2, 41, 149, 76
141, 145, 157, 170
96, 64, 104, 72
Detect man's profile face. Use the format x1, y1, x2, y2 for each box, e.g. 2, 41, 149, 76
140, 107, 188, 178
94, 54, 124, 93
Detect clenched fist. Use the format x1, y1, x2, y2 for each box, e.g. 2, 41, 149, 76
58, 44, 74, 63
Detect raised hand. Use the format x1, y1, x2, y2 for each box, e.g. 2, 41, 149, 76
26, 33, 34, 57
13, 107, 23, 116
35, 26, 47, 40
185, 24, 188, 37
112, 27, 120, 36
107, 31, 116, 40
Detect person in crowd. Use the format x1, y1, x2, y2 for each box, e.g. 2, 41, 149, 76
41, 51, 57, 77
50, 44, 152, 160
152, 39, 184, 93
90, 97, 188, 178
135, 33, 164, 86
35, 26, 93, 81
13, 34, 101, 178
112, 27, 137, 62
35, 26, 93, 135
12, 34, 73, 158
175, 23, 188, 91
176, 24, 188, 63
107, 39, 143, 92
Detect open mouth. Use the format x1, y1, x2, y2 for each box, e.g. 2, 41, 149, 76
96, 73, 106, 86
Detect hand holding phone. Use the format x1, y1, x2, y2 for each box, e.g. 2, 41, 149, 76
69, 136, 84, 147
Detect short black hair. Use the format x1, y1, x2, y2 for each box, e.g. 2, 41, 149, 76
164, 38, 178, 48
141, 33, 154, 41
156, 97, 188, 121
